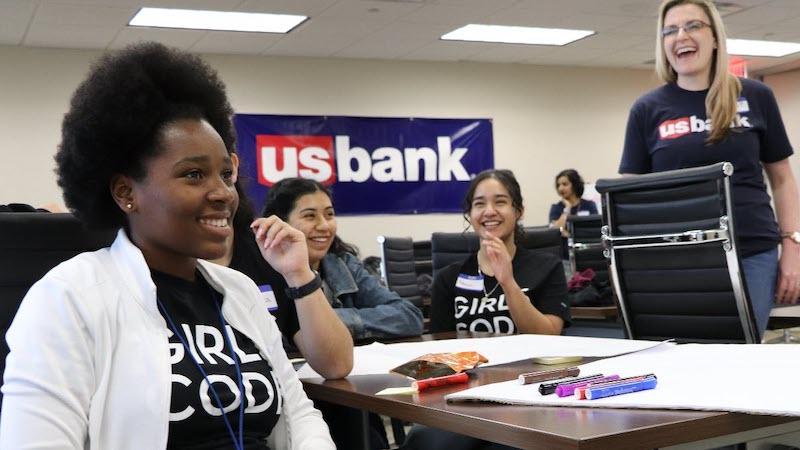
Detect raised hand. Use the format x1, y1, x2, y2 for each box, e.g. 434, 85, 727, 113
251, 216, 314, 286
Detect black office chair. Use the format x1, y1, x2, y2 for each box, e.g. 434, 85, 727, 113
0, 212, 116, 408
412, 239, 432, 279
376, 236, 423, 308
430, 227, 562, 279
596, 162, 759, 344
567, 214, 608, 283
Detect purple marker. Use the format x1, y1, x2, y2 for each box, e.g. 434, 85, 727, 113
556, 374, 620, 397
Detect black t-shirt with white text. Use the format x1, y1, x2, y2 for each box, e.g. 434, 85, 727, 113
620, 78, 793, 256
153, 270, 281, 450
429, 248, 571, 334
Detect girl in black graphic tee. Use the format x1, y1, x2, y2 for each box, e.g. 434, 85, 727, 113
410, 170, 570, 450
429, 169, 570, 335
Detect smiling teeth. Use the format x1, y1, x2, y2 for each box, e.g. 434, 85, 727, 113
199, 218, 228, 228
677, 47, 695, 55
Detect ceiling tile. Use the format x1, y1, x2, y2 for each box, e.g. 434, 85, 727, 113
401, 40, 491, 62
109, 27, 206, 50
318, 0, 424, 22
24, 23, 119, 49
236, 0, 338, 15
34, 2, 135, 26
0, 1, 36, 45
191, 31, 281, 55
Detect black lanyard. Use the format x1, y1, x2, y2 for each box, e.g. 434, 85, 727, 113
157, 284, 245, 450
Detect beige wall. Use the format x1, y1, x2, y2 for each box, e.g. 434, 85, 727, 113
0, 45, 665, 256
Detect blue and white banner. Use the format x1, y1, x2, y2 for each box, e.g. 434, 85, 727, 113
233, 114, 494, 215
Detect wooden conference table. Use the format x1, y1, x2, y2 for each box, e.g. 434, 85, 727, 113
301, 332, 800, 450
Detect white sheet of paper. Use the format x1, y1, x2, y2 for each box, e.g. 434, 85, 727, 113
446, 343, 800, 416
296, 334, 668, 379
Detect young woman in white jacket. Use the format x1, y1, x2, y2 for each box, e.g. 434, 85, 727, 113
0, 42, 335, 450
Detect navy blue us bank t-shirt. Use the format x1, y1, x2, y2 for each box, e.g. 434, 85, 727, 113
153, 270, 281, 449
620, 78, 793, 256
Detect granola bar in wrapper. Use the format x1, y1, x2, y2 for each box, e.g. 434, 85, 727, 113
390, 351, 488, 380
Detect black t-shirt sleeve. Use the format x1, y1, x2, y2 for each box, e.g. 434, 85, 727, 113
429, 263, 460, 333
528, 255, 571, 326
619, 101, 651, 174
585, 200, 598, 215
512, 250, 570, 327
229, 232, 300, 343
755, 82, 794, 164
548, 203, 562, 223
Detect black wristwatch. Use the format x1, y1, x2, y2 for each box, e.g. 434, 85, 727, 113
285, 270, 322, 300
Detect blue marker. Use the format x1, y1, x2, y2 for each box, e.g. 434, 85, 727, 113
585, 376, 657, 400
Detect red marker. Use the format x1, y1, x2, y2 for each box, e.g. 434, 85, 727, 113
413, 372, 469, 391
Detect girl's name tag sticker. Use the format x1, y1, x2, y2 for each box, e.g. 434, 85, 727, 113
258, 284, 278, 311
456, 273, 484, 291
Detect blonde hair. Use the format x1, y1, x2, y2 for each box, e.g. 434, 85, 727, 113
655, 0, 741, 144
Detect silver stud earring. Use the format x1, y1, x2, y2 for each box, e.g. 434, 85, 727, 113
126, 203, 133, 209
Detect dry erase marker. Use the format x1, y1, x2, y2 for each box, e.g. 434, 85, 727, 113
555, 374, 620, 397
576, 374, 654, 398
518, 366, 580, 385
538, 374, 604, 395
413, 372, 469, 392
583, 373, 655, 389
585, 376, 657, 400
580, 374, 655, 398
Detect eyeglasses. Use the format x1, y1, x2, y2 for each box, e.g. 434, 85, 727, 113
661, 20, 711, 38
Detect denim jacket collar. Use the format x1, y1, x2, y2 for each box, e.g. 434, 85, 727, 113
320, 253, 358, 298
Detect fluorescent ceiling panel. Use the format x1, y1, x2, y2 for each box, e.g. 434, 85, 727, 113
129, 7, 306, 33
441, 24, 594, 46
727, 38, 800, 57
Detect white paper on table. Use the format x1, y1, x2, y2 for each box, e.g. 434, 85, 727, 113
297, 334, 669, 379
446, 343, 800, 417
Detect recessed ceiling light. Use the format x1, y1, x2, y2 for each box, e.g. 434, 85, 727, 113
129, 7, 307, 33
441, 24, 594, 46
727, 38, 800, 57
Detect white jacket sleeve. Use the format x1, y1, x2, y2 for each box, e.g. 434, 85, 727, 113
255, 296, 335, 450
0, 275, 96, 449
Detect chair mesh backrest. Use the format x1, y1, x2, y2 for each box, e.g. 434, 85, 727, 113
568, 215, 608, 283
521, 226, 562, 260
430, 232, 479, 280
412, 240, 432, 278
596, 163, 757, 344
0, 213, 116, 406
377, 236, 422, 307
431, 228, 561, 279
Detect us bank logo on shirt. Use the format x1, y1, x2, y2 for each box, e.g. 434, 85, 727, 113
658, 114, 752, 140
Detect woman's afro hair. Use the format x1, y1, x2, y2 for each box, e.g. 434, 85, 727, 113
55, 42, 235, 229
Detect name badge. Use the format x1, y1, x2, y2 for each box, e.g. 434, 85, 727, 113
456, 273, 484, 291
577, 210, 590, 216
737, 98, 749, 113
258, 284, 278, 312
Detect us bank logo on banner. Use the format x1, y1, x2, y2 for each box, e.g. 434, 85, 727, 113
234, 114, 494, 214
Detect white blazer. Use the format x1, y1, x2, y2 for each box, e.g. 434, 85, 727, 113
0, 230, 334, 450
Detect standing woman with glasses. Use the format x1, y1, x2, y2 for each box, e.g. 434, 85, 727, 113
0, 42, 334, 449
619, 0, 800, 338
